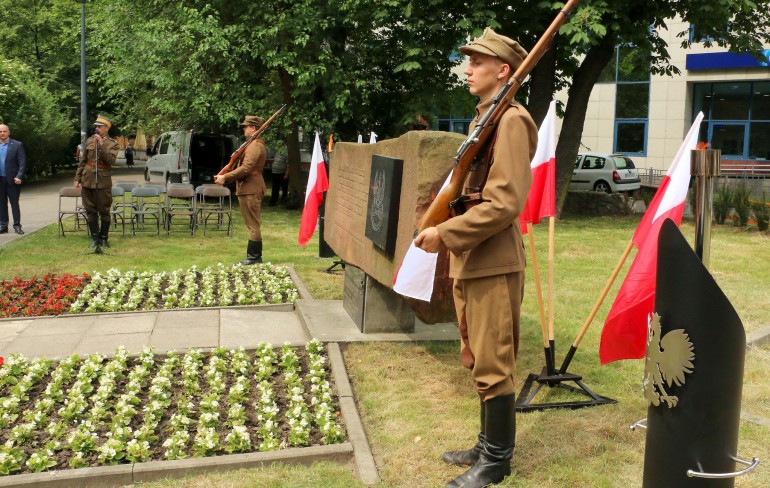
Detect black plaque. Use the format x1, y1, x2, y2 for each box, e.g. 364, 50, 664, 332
364, 155, 403, 255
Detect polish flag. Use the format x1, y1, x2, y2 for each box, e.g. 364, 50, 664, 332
298, 132, 329, 247
599, 112, 704, 364
520, 100, 557, 234
393, 170, 453, 301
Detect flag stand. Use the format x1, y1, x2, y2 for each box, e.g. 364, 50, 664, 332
515, 218, 620, 412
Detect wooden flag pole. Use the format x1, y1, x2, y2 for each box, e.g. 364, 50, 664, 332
547, 216, 556, 364
527, 222, 554, 375
558, 239, 635, 374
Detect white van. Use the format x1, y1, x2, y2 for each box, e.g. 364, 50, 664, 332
145, 131, 240, 186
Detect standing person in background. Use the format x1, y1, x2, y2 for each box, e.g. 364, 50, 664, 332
214, 115, 267, 265
125, 137, 135, 167
75, 115, 119, 251
269, 138, 289, 206
0, 124, 26, 234
414, 28, 537, 488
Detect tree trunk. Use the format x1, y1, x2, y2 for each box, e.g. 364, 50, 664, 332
527, 36, 558, 127
555, 31, 616, 214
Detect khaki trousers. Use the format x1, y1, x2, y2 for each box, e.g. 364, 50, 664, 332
238, 193, 262, 241
453, 272, 524, 400
81, 186, 112, 224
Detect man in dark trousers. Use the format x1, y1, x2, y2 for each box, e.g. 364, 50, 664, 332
74, 115, 119, 251
214, 115, 267, 264
0, 124, 27, 235
415, 28, 537, 488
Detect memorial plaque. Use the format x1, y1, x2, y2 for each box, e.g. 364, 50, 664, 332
365, 155, 403, 255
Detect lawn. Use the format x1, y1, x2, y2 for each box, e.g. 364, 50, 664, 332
1, 207, 768, 487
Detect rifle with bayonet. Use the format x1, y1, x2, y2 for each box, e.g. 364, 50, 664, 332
415, 0, 580, 234
217, 104, 287, 176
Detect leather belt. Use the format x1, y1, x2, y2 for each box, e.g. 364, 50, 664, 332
85, 162, 110, 170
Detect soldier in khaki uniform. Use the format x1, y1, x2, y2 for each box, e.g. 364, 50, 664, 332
75, 115, 119, 251
214, 115, 267, 264
415, 28, 537, 488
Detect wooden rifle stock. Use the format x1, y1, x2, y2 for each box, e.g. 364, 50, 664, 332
416, 0, 580, 234
217, 104, 287, 176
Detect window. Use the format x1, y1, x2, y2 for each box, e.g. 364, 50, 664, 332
693, 81, 770, 160
603, 45, 650, 155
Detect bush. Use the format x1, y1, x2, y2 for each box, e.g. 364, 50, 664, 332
752, 193, 769, 232
732, 182, 751, 227
713, 181, 733, 225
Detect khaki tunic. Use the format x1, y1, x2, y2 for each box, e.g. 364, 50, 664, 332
223, 140, 267, 241
75, 135, 119, 223
436, 100, 537, 400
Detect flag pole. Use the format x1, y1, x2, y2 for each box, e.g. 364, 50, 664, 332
527, 222, 554, 375
558, 239, 635, 374
547, 216, 556, 364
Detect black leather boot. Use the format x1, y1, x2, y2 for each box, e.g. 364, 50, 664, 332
442, 399, 485, 466
88, 221, 102, 251
445, 394, 515, 488
100, 220, 111, 248
240, 240, 262, 265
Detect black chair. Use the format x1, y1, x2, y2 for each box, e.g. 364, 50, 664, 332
130, 186, 163, 236
196, 185, 233, 236
58, 187, 88, 237
165, 185, 196, 235
110, 186, 127, 237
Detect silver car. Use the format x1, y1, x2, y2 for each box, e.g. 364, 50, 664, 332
570, 152, 641, 193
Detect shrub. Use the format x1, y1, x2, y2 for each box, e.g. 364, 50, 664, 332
713, 181, 733, 225
752, 193, 769, 232
732, 182, 751, 227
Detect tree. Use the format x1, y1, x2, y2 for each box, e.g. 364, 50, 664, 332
0, 57, 72, 179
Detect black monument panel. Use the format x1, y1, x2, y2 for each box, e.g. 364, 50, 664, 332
365, 155, 403, 255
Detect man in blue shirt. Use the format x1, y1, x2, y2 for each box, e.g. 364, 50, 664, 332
0, 124, 27, 234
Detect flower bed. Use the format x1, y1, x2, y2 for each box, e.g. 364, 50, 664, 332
0, 264, 299, 319
0, 274, 88, 319
0, 340, 345, 476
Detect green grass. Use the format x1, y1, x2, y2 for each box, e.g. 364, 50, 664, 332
1, 209, 768, 487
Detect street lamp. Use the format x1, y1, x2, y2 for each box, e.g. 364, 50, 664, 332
80, 0, 88, 150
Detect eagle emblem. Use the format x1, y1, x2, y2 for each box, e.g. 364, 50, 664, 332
643, 313, 695, 408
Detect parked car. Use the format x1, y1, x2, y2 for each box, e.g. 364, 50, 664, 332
570, 152, 641, 193
145, 131, 240, 187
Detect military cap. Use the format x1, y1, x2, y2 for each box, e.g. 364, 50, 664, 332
239, 115, 266, 128
459, 28, 528, 71
93, 114, 112, 129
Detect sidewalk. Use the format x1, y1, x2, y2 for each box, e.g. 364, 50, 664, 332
0, 162, 146, 248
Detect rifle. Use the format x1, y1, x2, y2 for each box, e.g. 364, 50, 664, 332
416, 0, 580, 234
217, 104, 287, 176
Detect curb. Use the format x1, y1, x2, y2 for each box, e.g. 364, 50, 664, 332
0, 445, 353, 488
747, 325, 770, 348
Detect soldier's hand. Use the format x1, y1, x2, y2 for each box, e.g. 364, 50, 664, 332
213, 175, 225, 185
74, 180, 80, 188
414, 227, 444, 253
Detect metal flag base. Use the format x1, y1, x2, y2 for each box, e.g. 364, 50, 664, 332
515, 367, 616, 412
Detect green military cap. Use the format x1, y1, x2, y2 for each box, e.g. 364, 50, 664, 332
459, 28, 528, 71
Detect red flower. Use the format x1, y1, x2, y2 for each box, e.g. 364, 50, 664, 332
0, 356, 4, 368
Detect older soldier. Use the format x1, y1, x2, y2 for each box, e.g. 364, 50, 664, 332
75, 115, 119, 251
214, 115, 267, 264
415, 28, 537, 488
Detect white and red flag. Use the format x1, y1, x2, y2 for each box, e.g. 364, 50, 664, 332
519, 100, 557, 234
599, 112, 704, 364
393, 170, 453, 301
298, 132, 329, 247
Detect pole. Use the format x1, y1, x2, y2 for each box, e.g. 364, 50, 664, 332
527, 222, 554, 375
690, 149, 721, 267
80, 1, 87, 151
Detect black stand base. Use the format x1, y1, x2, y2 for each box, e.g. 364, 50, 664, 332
325, 260, 345, 273
515, 367, 616, 412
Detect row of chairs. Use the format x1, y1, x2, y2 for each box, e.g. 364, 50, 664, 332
58, 182, 233, 237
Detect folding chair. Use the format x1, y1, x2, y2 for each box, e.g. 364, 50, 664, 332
130, 186, 163, 236
196, 185, 233, 236
58, 187, 88, 237
165, 186, 196, 235
110, 186, 127, 237
114, 181, 139, 193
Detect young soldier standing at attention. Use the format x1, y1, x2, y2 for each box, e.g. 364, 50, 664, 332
415, 28, 538, 488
